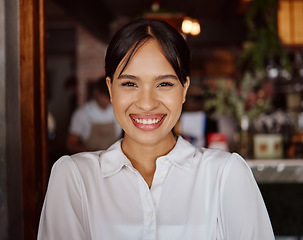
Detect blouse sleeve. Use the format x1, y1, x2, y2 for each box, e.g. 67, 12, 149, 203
218, 153, 275, 240
37, 156, 89, 240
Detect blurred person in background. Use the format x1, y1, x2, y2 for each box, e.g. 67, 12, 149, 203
66, 77, 122, 153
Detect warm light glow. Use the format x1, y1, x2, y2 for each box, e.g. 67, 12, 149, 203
181, 17, 200, 36
191, 20, 201, 35
151, 2, 160, 11
278, 0, 303, 45
181, 18, 193, 34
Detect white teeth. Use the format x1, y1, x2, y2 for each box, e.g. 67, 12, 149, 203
133, 117, 162, 125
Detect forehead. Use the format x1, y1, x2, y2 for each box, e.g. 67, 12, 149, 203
125, 39, 164, 61
129, 40, 164, 61
117, 40, 175, 74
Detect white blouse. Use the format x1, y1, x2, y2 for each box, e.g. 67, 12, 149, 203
38, 136, 274, 240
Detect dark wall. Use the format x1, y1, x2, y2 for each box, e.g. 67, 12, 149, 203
0, 0, 23, 239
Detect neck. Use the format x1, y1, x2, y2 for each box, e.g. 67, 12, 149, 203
121, 133, 176, 187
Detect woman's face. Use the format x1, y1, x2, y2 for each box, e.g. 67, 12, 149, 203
107, 40, 189, 147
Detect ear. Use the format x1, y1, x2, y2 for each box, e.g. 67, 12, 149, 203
106, 77, 113, 102
182, 77, 190, 104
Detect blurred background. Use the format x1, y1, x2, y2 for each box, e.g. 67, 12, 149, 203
1, 0, 303, 239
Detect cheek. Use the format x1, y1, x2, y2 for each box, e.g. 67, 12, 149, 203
162, 90, 185, 107
161, 92, 184, 121
111, 89, 133, 115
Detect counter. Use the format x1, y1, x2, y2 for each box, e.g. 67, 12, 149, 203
247, 159, 303, 183
246, 159, 303, 237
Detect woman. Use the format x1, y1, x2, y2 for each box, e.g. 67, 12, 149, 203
38, 19, 274, 239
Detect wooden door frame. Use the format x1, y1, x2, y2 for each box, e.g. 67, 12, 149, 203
19, 0, 48, 239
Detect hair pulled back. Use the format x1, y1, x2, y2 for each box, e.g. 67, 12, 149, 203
105, 19, 190, 86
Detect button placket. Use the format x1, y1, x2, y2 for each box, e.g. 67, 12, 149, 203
136, 171, 157, 240
154, 157, 170, 181
150, 157, 171, 211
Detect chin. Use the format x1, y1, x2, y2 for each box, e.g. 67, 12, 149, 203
126, 130, 174, 146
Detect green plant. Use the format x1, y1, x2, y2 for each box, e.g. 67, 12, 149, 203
204, 73, 273, 124
241, 0, 290, 73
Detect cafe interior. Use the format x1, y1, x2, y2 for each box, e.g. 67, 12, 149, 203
1, 0, 303, 239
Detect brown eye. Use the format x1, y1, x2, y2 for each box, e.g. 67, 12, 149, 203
121, 81, 137, 87
157, 82, 174, 87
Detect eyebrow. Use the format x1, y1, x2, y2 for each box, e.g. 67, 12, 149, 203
155, 74, 178, 80
117, 74, 178, 80
117, 74, 137, 80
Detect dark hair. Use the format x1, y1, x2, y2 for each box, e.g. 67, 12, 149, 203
105, 19, 190, 86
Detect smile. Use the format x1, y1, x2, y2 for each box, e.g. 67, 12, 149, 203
133, 117, 162, 125
130, 114, 166, 130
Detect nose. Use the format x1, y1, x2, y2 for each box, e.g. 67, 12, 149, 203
135, 88, 159, 111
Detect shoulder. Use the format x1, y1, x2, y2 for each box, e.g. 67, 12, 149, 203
194, 147, 250, 178
70, 150, 102, 173
199, 147, 232, 160
51, 151, 103, 181
204, 148, 247, 166
198, 148, 255, 187
195, 147, 234, 168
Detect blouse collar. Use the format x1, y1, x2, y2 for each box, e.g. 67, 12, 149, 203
99, 136, 198, 178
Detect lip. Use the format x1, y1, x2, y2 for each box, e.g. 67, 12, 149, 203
130, 114, 166, 131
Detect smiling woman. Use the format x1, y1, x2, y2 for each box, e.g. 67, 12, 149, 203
38, 19, 275, 240
107, 39, 189, 156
